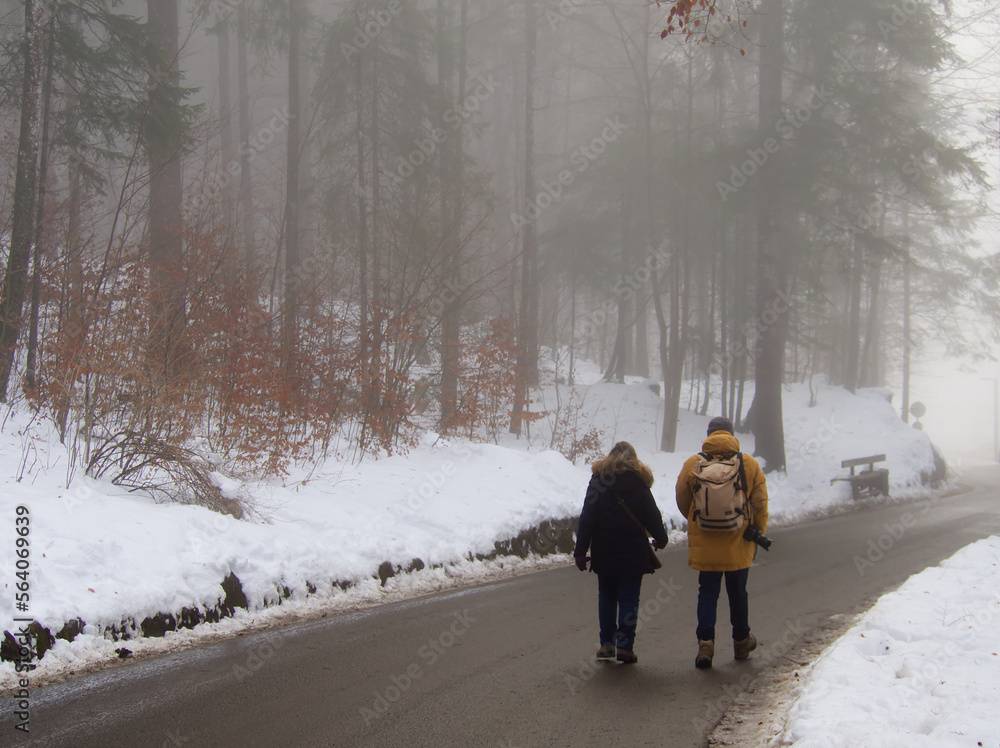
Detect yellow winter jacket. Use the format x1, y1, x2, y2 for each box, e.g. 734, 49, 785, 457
675, 431, 769, 572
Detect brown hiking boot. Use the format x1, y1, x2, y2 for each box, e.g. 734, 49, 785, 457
695, 639, 714, 669
734, 634, 757, 661
596, 644, 615, 660
616, 649, 638, 664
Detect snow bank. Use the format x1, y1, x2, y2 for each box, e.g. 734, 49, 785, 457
780, 535, 1000, 747
0, 373, 945, 688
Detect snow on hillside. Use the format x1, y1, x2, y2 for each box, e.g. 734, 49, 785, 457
0, 372, 944, 688
503, 368, 941, 527
778, 535, 1000, 747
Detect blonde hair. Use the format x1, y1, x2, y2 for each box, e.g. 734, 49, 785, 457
591, 441, 654, 488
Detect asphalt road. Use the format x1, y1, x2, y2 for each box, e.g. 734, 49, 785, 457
5, 465, 1000, 748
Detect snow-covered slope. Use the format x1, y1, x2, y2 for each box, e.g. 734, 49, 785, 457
0, 374, 945, 688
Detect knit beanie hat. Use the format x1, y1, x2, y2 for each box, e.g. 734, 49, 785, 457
707, 416, 735, 436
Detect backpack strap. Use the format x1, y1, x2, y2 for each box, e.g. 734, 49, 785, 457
737, 452, 751, 520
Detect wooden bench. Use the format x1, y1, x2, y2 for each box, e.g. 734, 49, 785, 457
831, 454, 889, 500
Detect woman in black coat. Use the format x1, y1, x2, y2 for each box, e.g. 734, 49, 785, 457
573, 441, 669, 664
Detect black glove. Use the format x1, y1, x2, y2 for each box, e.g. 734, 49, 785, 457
574, 555, 590, 572
651, 538, 666, 550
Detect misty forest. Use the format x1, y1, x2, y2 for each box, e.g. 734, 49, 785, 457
0, 0, 998, 493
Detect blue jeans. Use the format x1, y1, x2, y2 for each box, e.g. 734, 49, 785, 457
598, 575, 643, 650
696, 569, 750, 641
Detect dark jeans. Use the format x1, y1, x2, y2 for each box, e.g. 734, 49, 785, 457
597, 574, 643, 650
696, 568, 750, 641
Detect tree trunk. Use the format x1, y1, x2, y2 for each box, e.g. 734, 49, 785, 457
511, 0, 538, 435
845, 238, 863, 393
859, 256, 882, 389
0, 0, 42, 401
901, 230, 911, 423
281, 0, 303, 392
354, 19, 370, 367
146, 0, 186, 386
370, 51, 382, 340
437, 0, 467, 431
236, 0, 255, 265
653, 270, 670, 451
57, 18, 85, 439
748, 0, 787, 472
24, 17, 56, 392
216, 13, 236, 252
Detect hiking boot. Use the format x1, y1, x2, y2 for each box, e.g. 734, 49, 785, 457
734, 634, 757, 661
695, 639, 714, 669
616, 649, 638, 664
596, 644, 615, 660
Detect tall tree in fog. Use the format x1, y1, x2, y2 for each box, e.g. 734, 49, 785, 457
785, 0, 984, 393
281, 0, 305, 389
236, 1, 256, 264
511, 0, 540, 437
214, 9, 236, 261
146, 0, 187, 384
0, 0, 42, 401
436, 0, 469, 431
749, 0, 787, 472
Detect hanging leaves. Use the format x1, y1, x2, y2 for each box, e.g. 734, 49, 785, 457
657, 0, 753, 44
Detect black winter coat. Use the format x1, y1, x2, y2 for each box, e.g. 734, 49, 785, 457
573, 470, 669, 577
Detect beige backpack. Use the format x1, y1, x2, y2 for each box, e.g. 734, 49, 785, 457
691, 452, 748, 532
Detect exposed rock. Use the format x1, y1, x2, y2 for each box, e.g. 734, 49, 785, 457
221, 572, 249, 615
26, 622, 53, 659
140, 612, 177, 638
378, 561, 396, 586
178, 607, 202, 630
56, 618, 85, 642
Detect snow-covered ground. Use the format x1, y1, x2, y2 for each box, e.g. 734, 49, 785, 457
0, 372, 951, 690
778, 535, 1000, 747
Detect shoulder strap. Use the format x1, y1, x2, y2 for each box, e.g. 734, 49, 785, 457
615, 493, 650, 539
737, 453, 752, 520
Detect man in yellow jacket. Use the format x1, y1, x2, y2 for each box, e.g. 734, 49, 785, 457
676, 416, 769, 669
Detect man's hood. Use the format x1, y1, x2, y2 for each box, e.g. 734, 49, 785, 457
701, 430, 741, 455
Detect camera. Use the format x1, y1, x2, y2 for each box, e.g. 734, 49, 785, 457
743, 524, 772, 551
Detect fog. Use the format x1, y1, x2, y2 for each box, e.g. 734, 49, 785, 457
0, 0, 997, 470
